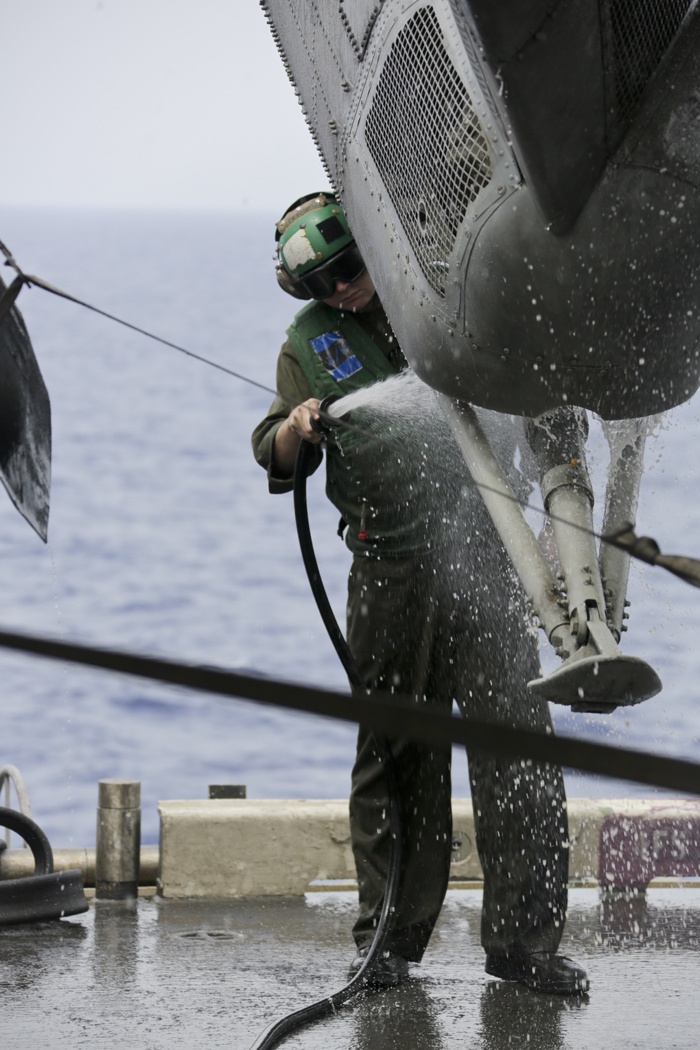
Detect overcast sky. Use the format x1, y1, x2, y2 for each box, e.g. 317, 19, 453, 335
0, 1, 327, 212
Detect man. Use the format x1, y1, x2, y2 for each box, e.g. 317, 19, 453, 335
251, 192, 588, 995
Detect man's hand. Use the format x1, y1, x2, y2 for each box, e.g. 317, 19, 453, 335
286, 398, 324, 442
272, 398, 323, 475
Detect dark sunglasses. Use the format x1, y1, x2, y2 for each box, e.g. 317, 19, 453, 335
295, 242, 366, 299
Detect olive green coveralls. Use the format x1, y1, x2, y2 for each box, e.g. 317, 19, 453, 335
252, 298, 569, 963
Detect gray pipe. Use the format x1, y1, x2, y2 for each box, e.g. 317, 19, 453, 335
0, 845, 159, 885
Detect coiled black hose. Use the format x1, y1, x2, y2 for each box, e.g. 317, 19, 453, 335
248, 434, 404, 1050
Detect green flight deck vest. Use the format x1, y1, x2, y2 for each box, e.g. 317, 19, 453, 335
286, 301, 443, 557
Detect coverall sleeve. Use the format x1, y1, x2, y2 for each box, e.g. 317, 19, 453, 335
251, 339, 324, 493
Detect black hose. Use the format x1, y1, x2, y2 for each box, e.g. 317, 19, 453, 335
248, 436, 404, 1050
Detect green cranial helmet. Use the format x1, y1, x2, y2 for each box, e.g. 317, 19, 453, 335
276, 192, 353, 277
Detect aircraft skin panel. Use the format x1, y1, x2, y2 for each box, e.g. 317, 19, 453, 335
460, 0, 697, 230
462, 162, 700, 418
460, 0, 562, 60
464, 0, 609, 232
263, 0, 700, 419
338, 0, 385, 60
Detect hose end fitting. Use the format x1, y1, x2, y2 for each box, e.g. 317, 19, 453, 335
311, 394, 343, 435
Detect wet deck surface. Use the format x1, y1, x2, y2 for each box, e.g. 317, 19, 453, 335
2, 887, 699, 1048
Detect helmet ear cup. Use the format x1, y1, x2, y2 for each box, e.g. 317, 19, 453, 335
275, 263, 311, 300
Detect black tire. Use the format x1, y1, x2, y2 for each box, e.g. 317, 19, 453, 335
0, 870, 89, 924
0, 808, 88, 924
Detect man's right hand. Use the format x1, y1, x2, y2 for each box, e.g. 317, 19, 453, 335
272, 398, 323, 475
286, 399, 324, 442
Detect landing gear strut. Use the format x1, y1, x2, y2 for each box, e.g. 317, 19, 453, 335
439, 397, 661, 714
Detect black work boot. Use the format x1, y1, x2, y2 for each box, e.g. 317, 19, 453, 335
485, 952, 589, 995
349, 946, 412, 988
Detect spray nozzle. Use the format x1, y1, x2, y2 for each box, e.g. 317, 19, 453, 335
311, 394, 342, 435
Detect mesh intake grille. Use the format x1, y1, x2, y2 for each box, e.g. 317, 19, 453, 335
606, 0, 695, 128
364, 5, 492, 298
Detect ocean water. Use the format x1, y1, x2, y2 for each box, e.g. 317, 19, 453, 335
0, 207, 699, 848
